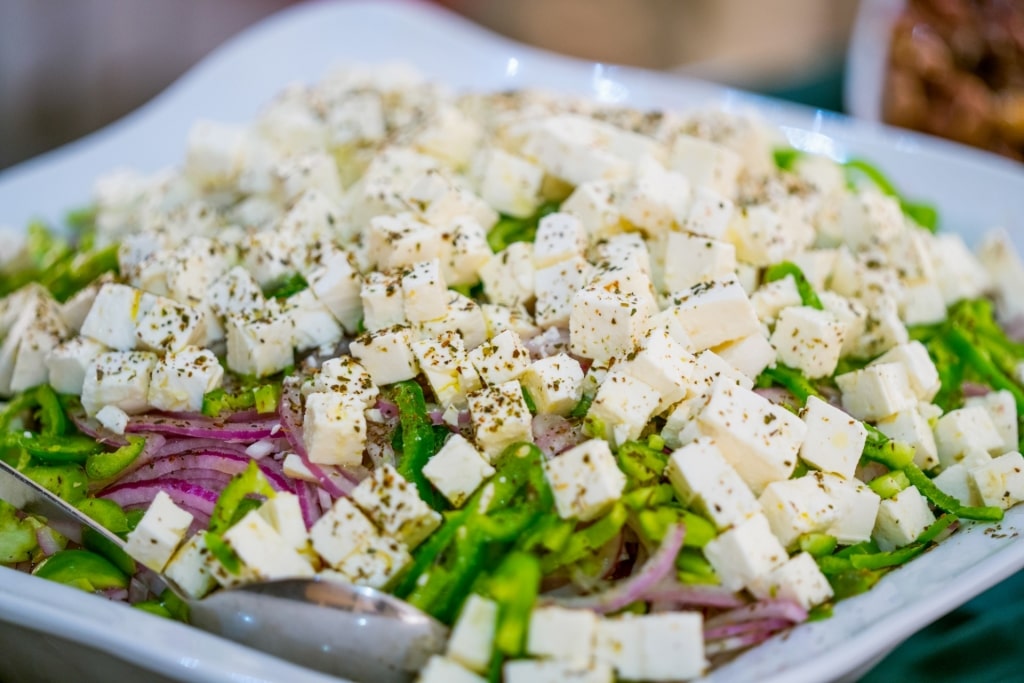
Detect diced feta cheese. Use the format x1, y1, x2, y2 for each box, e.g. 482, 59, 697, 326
414, 104, 481, 168
221, 510, 315, 580
816, 472, 881, 545
134, 297, 205, 353
95, 404, 129, 435
662, 232, 737, 294
423, 433, 496, 507
80, 283, 155, 351
350, 463, 441, 548
977, 227, 1024, 321
164, 531, 218, 599
703, 512, 788, 592
750, 276, 803, 327
503, 660, 613, 683
446, 594, 497, 673
758, 475, 840, 548
728, 204, 808, 267
713, 333, 777, 380
479, 242, 536, 308
873, 485, 935, 551
417, 656, 487, 683
586, 371, 661, 447
302, 391, 367, 467
932, 464, 979, 508
869, 341, 941, 402
799, 395, 868, 479
569, 287, 650, 363
311, 356, 379, 409
696, 380, 806, 494
521, 115, 631, 186
819, 291, 868, 358
835, 363, 918, 422
310, 498, 378, 568
965, 390, 1019, 455
669, 277, 760, 351
366, 213, 444, 271
533, 213, 588, 269
467, 380, 533, 460
681, 186, 734, 240
472, 147, 544, 218
669, 134, 742, 197
60, 275, 113, 333
283, 288, 343, 353
256, 492, 309, 554
543, 438, 626, 521
969, 452, 1024, 510
239, 229, 302, 290
326, 533, 411, 589
441, 216, 493, 288
302, 244, 363, 334
361, 270, 407, 332
748, 551, 834, 610
124, 490, 193, 572
81, 350, 158, 416
527, 606, 598, 667
207, 266, 265, 319
350, 325, 420, 386
929, 233, 990, 305
769, 305, 845, 379
468, 329, 531, 385
934, 406, 1004, 468
594, 613, 706, 682
665, 437, 761, 531
224, 302, 294, 378
184, 119, 247, 187
281, 452, 320, 483
412, 331, 481, 408
46, 336, 107, 395
535, 256, 591, 328
561, 180, 621, 240
400, 259, 448, 324
899, 280, 948, 326
876, 407, 940, 470
616, 157, 691, 235
520, 354, 584, 416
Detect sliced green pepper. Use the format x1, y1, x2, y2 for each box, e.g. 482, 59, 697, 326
542, 503, 627, 572
393, 381, 446, 511
33, 549, 128, 592
798, 533, 838, 558
756, 364, 822, 405
487, 551, 541, 657
903, 463, 1003, 522
23, 464, 89, 503
86, 435, 146, 480
868, 470, 910, 499
208, 460, 276, 534
35, 385, 68, 437
0, 499, 38, 563
20, 433, 104, 464
843, 158, 939, 232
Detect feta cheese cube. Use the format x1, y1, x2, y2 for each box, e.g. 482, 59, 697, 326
665, 437, 761, 530
870, 341, 941, 402
713, 333, 777, 380
527, 606, 598, 667
124, 490, 193, 572
350, 464, 441, 548
669, 277, 761, 351
769, 306, 845, 379
561, 180, 621, 240
147, 347, 223, 413
758, 475, 841, 548
417, 656, 487, 683
446, 594, 497, 673
366, 213, 444, 271
594, 612, 706, 681
417, 292, 489, 351
504, 660, 613, 683
749, 551, 834, 610
682, 186, 734, 240
302, 245, 363, 334
618, 328, 696, 412
467, 380, 533, 460
481, 304, 541, 342
164, 531, 218, 599
207, 266, 265, 319
94, 405, 128, 435
586, 371, 661, 447
520, 354, 584, 416
977, 227, 1024, 321
283, 288, 343, 353
533, 212, 587, 269
256, 492, 309, 553
750, 276, 803, 327
934, 406, 1004, 468
965, 390, 1019, 455
224, 303, 294, 378
616, 157, 691, 235
468, 329, 531, 385
80, 283, 155, 351
328, 533, 412, 589
702, 513, 788, 591
81, 350, 158, 416
969, 451, 1024, 510
401, 259, 448, 324
479, 242, 535, 308
929, 233, 990, 305
521, 115, 631, 187
302, 391, 366, 467
442, 216, 493, 288
535, 256, 591, 328
46, 336, 107, 395
543, 439, 626, 522
873, 485, 935, 551
696, 380, 806, 494
932, 464, 979, 508
310, 498, 378, 568
412, 332, 481, 408
361, 270, 407, 332
835, 363, 918, 422
423, 433, 496, 507
819, 291, 868, 358
569, 287, 650, 363
350, 325, 420, 386
876, 407, 940, 470
221, 510, 315, 580
814, 472, 881, 545
662, 232, 737, 294
799, 395, 868, 479
311, 356, 379, 409
472, 148, 544, 218
669, 134, 742, 197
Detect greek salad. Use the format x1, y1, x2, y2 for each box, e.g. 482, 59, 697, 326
2, 63, 1024, 682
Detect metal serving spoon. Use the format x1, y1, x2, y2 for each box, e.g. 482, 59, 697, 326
0, 459, 447, 683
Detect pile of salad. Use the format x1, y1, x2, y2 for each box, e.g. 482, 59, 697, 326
2, 63, 1024, 683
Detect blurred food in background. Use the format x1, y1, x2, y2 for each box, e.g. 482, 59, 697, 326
883, 0, 1024, 160
0, 0, 856, 171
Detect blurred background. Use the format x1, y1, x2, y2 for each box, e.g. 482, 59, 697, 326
0, 0, 858, 170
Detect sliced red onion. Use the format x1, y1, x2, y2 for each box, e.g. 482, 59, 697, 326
703, 599, 808, 629
125, 414, 281, 441
705, 631, 775, 657
294, 480, 322, 529
963, 382, 991, 398
99, 478, 219, 519
100, 588, 130, 602
532, 413, 586, 458
154, 437, 251, 459
67, 405, 128, 447
753, 387, 799, 411
115, 452, 251, 485
35, 526, 65, 557
549, 523, 686, 613
374, 399, 399, 420
128, 576, 152, 603
704, 617, 792, 642
641, 577, 747, 609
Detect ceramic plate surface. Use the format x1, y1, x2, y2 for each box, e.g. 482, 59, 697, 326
1, 1, 1023, 682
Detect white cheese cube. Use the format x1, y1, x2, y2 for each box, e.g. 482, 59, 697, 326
80, 283, 155, 351
750, 276, 803, 326
46, 336, 107, 395
310, 498, 378, 568
873, 485, 935, 551
504, 660, 613, 683
221, 510, 315, 581
275, 156, 343, 205
569, 287, 650, 363
929, 233, 990, 305
467, 380, 534, 460
124, 490, 193, 572
184, 119, 246, 187
965, 390, 1019, 455
401, 259, 448, 324
799, 395, 868, 479
758, 475, 840, 548
206, 266, 265, 319
164, 531, 218, 599
662, 232, 737, 294
616, 329, 694, 414
749, 551, 834, 610
616, 157, 691, 235
423, 433, 496, 507
468, 329, 531, 385
682, 186, 734, 240
696, 380, 806, 494
442, 216, 493, 288
702, 512, 787, 591
283, 288, 343, 353
329, 534, 411, 589
350, 325, 420, 386
851, 295, 910, 359
561, 180, 621, 240
932, 464, 979, 507
899, 280, 948, 326
95, 405, 129, 435
521, 115, 631, 187
790, 248, 838, 291
593, 617, 644, 681
311, 356, 379, 409
479, 242, 535, 308
302, 245, 363, 334
224, 303, 294, 378
351, 464, 441, 549
815, 472, 882, 545
588, 254, 659, 319
870, 341, 941, 402
669, 277, 761, 351
521, 354, 584, 416
239, 230, 301, 290
133, 296, 205, 353
876, 407, 940, 470
366, 213, 444, 271
839, 190, 904, 252
446, 594, 497, 673
769, 305, 845, 380
665, 437, 761, 531
281, 452, 320, 484
81, 350, 158, 416
417, 292, 489, 351
969, 451, 1024, 510
669, 134, 742, 197
835, 363, 918, 422
256, 492, 309, 553
147, 347, 223, 413
472, 148, 544, 219
586, 371, 661, 447
713, 333, 777, 380
934, 406, 1004, 468
632, 612, 707, 682
417, 656, 486, 683
527, 605, 598, 667
414, 104, 481, 168
327, 90, 384, 146
302, 391, 367, 467
977, 227, 1024, 321
481, 304, 541, 342
60, 274, 112, 333
646, 308, 696, 353
535, 256, 591, 328
361, 270, 407, 332
543, 438, 626, 522
819, 291, 868, 358
533, 212, 587, 269
728, 204, 806, 267
412, 331, 481, 408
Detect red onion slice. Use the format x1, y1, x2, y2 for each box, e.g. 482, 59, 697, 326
125, 413, 281, 441
99, 478, 219, 519
704, 598, 808, 628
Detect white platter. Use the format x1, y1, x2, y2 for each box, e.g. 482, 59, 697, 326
1, 1, 1023, 682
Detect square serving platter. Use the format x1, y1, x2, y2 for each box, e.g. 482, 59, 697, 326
1, 1, 1023, 682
